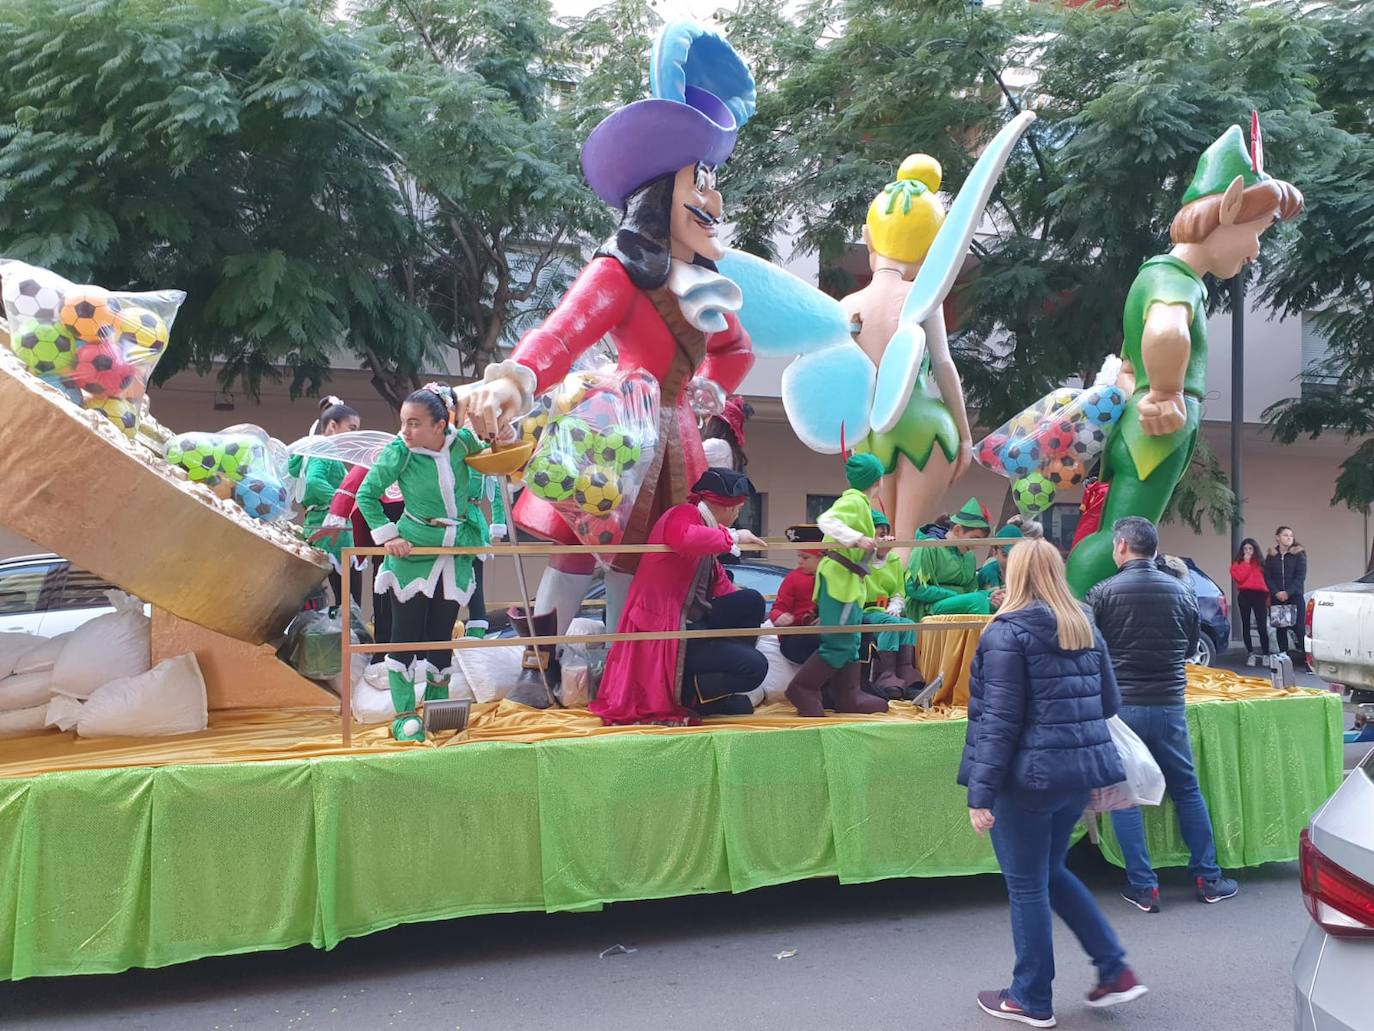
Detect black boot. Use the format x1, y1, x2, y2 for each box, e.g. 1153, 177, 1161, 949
684, 673, 754, 717
785, 652, 832, 717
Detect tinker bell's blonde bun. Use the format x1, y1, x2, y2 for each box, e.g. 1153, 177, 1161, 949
865, 153, 946, 265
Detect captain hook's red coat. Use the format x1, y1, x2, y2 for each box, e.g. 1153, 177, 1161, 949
508, 256, 754, 565
589, 502, 738, 726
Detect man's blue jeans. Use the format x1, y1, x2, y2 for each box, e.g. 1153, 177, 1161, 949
989, 788, 1127, 1015
1109, 703, 1222, 890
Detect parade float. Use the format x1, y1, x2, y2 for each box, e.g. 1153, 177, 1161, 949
0, 32, 1341, 982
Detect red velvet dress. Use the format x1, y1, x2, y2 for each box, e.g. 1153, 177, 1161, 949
327, 463, 402, 546
590, 503, 737, 725
508, 256, 754, 555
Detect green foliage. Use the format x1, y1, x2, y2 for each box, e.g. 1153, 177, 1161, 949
1163, 439, 1237, 534
0, 0, 601, 407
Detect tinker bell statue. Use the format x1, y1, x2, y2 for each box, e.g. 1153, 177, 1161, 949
720, 112, 1036, 553
1064, 120, 1303, 597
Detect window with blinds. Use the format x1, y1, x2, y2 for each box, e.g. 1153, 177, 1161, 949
1301, 312, 1339, 396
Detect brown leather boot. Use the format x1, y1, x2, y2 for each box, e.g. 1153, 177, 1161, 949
829, 661, 888, 714
784, 652, 832, 718
868, 650, 905, 700
895, 645, 923, 697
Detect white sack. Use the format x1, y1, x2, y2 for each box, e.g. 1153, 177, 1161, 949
0, 703, 49, 736
756, 629, 800, 704
456, 643, 523, 704
0, 631, 41, 679
69, 652, 207, 738
50, 592, 150, 699
0, 669, 54, 712
12, 631, 71, 676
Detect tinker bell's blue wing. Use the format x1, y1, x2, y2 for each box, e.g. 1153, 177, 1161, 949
871, 110, 1038, 435
716, 248, 874, 452
286, 430, 396, 467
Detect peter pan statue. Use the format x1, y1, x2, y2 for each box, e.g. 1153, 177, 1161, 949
1066, 122, 1303, 598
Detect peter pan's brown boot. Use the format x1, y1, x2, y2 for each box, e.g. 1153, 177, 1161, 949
784, 652, 832, 718
829, 661, 888, 714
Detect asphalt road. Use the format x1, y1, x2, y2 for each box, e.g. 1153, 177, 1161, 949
2, 848, 1307, 1031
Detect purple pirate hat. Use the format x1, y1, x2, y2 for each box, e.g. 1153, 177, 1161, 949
581, 21, 757, 210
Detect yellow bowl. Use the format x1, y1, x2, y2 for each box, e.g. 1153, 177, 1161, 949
465, 440, 534, 476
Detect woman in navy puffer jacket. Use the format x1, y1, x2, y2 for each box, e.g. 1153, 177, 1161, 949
958, 538, 1146, 1027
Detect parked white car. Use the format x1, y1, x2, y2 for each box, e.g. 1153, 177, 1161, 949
1308, 571, 1374, 704
0, 554, 122, 639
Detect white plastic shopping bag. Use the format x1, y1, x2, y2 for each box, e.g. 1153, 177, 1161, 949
1088, 715, 1166, 812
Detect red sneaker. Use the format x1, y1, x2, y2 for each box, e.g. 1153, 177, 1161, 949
1086, 967, 1149, 1008
976, 989, 1057, 1027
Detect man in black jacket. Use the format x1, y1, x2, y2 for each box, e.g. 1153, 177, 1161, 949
1088, 516, 1238, 912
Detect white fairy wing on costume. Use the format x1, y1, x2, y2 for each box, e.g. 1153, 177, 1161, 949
781, 346, 877, 454
716, 249, 852, 357
898, 111, 1036, 331
285, 430, 396, 468
870, 324, 926, 435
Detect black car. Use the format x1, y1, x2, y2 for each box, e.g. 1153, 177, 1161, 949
1179, 557, 1231, 667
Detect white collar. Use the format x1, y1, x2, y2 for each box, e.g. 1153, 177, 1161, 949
410, 427, 456, 458
696, 501, 718, 527
668, 259, 743, 333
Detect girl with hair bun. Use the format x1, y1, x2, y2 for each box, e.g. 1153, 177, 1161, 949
846, 153, 977, 557
289, 395, 361, 601
355, 383, 490, 742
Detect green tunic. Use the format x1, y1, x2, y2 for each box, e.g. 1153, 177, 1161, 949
467, 473, 508, 547
814, 489, 877, 606
289, 453, 351, 570
855, 368, 960, 475
356, 428, 487, 602
977, 557, 1002, 591
1116, 254, 1207, 481
906, 533, 979, 621
862, 552, 915, 651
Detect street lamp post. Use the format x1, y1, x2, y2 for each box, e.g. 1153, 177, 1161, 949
1230, 274, 1245, 638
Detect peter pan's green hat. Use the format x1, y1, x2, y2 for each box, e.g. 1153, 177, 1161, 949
950, 497, 991, 530
871, 508, 891, 528
1181, 125, 1267, 206
995, 524, 1024, 543
845, 453, 884, 491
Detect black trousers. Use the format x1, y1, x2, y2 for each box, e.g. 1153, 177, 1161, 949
466, 560, 486, 625
681, 588, 767, 714
779, 632, 820, 664
1271, 593, 1305, 655
1237, 589, 1270, 655
329, 567, 364, 608
388, 592, 461, 675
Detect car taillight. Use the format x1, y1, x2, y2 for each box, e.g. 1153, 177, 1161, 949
1218, 592, 1229, 621
1300, 829, 1374, 938
1305, 598, 1316, 669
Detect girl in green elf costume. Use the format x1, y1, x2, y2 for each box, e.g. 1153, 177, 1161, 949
356, 384, 489, 741
861, 509, 922, 699
1066, 122, 1302, 597
290, 396, 361, 603
784, 453, 889, 717
460, 471, 507, 640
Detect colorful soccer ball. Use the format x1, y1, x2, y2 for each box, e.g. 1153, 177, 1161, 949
517, 406, 550, 451
89, 396, 139, 438
1081, 385, 1126, 428
1000, 438, 1041, 479
59, 290, 122, 344
70, 342, 137, 398
976, 432, 1008, 471
7, 277, 64, 324
218, 439, 256, 482
1043, 388, 1079, 414
11, 318, 76, 377
1072, 423, 1109, 461
526, 455, 577, 502
593, 428, 642, 471
1046, 453, 1087, 488
234, 476, 290, 520
1037, 417, 1077, 460
558, 417, 598, 459
166, 433, 223, 483
1006, 407, 1042, 441
114, 304, 169, 363
573, 464, 621, 515
553, 371, 598, 414
574, 513, 622, 548
1012, 472, 1055, 515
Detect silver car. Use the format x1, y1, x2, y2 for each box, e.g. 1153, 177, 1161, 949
1294, 746, 1374, 1030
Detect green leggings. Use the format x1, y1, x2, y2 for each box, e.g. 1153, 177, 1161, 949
817, 584, 862, 669
862, 609, 916, 652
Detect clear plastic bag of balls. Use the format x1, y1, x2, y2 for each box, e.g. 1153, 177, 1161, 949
0, 260, 184, 439
523, 366, 660, 550
162, 423, 294, 522
972, 357, 1127, 518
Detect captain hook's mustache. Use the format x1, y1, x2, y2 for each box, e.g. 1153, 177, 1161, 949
684, 204, 722, 226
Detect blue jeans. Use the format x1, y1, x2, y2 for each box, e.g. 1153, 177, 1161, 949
989, 788, 1127, 1015
1109, 703, 1222, 890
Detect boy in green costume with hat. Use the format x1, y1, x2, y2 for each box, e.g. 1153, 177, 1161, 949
784, 453, 889, 717
906, 497, 993, 619
1066, 122, 1303, 597
977, 523, 1024, 592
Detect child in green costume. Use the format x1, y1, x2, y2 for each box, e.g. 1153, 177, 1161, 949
356, 385, 489, 741
460, 472, 507, 639
289, 396, 361, 603
784, 453, 889, 717
906, 497, 992, 618
861, 509, 922, 699
1066, 124, 1302, 597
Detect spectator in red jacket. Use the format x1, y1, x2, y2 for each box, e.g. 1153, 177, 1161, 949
1230, 538, 1271, 665
772, 550, 822, 663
